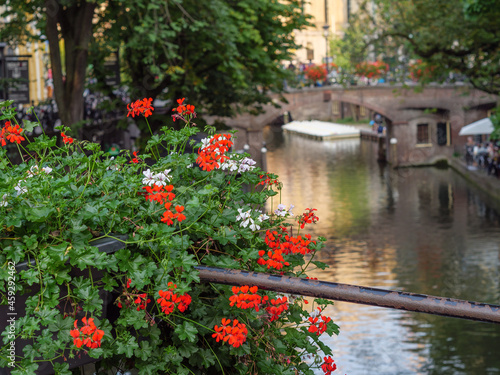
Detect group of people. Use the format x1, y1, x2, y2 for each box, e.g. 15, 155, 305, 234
465, 137, 500, 177
370, 113, 386, 135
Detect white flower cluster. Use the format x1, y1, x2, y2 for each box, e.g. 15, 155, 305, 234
14, 165, 53, 195
274, 203, 294, 217
236, 208, 269, 231
142, 168, 173, 186
0, 194, 8, 207
28, 165, 53, 176
221, 157, 256, 173
106, 157, 120, 171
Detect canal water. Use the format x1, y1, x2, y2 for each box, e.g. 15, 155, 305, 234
263, 127, 500, 375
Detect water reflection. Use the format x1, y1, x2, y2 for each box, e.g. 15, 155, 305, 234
264, 128, 500, 375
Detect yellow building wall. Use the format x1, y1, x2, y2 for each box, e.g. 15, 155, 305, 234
17, 42, 49, 105
292, 0, 361, 66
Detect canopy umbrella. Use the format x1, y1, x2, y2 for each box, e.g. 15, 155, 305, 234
458, 117, 494, 136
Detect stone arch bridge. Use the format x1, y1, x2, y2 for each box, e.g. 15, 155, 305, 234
211, 84, 497, 166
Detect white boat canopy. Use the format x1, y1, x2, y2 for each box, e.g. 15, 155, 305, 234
458, 117, 494, 136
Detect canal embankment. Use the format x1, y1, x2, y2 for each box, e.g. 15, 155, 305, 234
450, 157, 500, 204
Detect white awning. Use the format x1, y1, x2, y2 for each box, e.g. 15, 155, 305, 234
458, 117, 494, 136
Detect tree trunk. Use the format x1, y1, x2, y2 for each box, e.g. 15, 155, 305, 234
45, 0, 96, 128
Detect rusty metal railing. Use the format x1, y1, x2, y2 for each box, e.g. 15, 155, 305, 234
196, 266, 500, 324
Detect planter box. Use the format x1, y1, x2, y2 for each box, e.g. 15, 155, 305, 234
0, 236, 127, 375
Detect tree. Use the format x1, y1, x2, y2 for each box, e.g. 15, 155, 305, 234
347, 0, 500, 95
1, 0, 99, 127
0, 0, 309, 128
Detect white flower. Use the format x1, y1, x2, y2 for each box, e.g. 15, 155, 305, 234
238, 163, 252, 173
249, 220, 260, 231
310, 307, 322, 318
163, 169, 172, 181
240, 217, 251, 228
237, 157, 256, 173
14, 183, 27, 195
221, 159, 238, 172
41, 166, 52, 174
153, 173, 168, 186
236, 208, 251, 221
257, 213, 269, 222
274, 203, 294, 217
241, 157, 256, 166
200, 137, 211, 150
142, 169, 155, 186
0, 194, 8, 207
27, 165, 42, 177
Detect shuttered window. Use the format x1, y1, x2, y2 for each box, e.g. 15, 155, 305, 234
417, 123, 429, 144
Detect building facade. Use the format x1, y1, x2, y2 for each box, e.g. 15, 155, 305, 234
0, 6, 50, 105
292, 0, 362, 66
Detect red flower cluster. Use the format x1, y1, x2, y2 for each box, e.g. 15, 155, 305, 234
257, 173, 280, 187
70, 317, 105, 349
171, 97, 196, 123
304, 64, 327, 83
116, 278, 151, 311
196, 134, 233, 171
308, 309, 332, 336
127, 98, 154, 118
157, 282, 192, 315
61, 132, 74, 144
257, 247, 290, 270
0, 121, 25, 146
142, 184, 185, 225
355, 61, 388, 79
264, 296, 289, 322
143, 184, 175, 204
161, 202, 186, 225
408, 59, 436, 81
298, 208, 319, 229
321, 356, 337, 374
130, 151, 139, 163
266, 228, 316, 256
212, 318, 248, 348
257, 227, 318, 270
172, 97, 195, 116
229, 285, 262, 311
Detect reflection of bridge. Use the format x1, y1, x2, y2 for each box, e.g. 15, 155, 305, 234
213, 84, 497, 166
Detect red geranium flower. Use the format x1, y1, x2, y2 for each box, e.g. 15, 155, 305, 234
127, 98, 154, 118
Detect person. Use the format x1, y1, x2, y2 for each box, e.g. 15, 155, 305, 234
373, 114, 384, 134
487, 142, 496, 175
369, 119, 375, 132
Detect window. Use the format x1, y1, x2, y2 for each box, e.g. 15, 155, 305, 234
436, 122, 450, 146
417, 123, 429, 144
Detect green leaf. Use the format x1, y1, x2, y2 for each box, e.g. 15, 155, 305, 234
135, 340, 153, 361
311, 260, 328, 270
175, 321, 198, 343
47, 243, 68, 262
22, 120, 39, 133
48, 313, 73, 333
0, 100, 14, 108
116, 335, 140, 357
176, 341, 198, 358
53, 362, 71, 375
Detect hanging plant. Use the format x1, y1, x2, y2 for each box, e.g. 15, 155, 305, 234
0, 96, 345, 374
